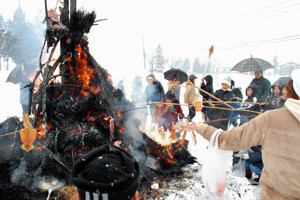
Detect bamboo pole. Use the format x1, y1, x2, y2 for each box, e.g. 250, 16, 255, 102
152, 101, 262, 114
202, 105, 261, 114
0, 130, 20, 138
203, 115, 258, 124
202, 100, 268, 105
192, 84, 234, 109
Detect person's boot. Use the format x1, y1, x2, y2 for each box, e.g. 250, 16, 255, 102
251, 175, 260, 185
245, 170, 252, 179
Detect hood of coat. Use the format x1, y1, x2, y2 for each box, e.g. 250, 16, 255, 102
204, 75, 213, 85
246, 83, 258, 99
285, 98, 300, 122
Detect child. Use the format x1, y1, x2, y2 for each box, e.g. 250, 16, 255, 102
244, 84, 258, 107
262, 83, 284, 111
233, 83, 261, 125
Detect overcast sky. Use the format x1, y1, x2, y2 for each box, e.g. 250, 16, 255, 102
1, 0, 300, 80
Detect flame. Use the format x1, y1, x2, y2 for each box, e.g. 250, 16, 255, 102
76, 45, 101, 96
117, 110, 122, 118
35, 145, 44, 150
23, 66, 41, 93
73, 146, 90, 153
153, 145, 176, 164
119, 126, 125, 134
38, 131, 45, 138
36, 120, 51, 138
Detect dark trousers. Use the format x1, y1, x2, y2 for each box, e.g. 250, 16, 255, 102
187, 105, 196, 121
202, 107, 211, 121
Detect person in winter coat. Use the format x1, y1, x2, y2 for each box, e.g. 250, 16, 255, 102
250, 71, 271, 103
167, 75, 181, 102
156, 90, 184, 140
233, 83, 261, 125
229, 79, 243, 127
145, 74, 165, 119
180, 69, 300, 200
71, 144, 140, 200
207, 77, 234, 130
199, 75, 214, 121
244, 84, 258, 108
184, 74, 198, 122
261, 82, 285, 111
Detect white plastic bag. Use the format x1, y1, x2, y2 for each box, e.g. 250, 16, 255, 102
202, 129, 227, 198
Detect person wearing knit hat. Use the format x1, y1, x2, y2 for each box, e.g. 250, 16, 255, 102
178, 68, 300, 200
222, 77, 232, 88
207, 77, 234, 130
72, 144, 140, 200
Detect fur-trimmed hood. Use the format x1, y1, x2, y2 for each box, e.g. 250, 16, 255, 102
285, 98, 300, 122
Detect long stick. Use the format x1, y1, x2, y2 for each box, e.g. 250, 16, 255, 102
192, 83, 234, 109
202, 101, 268, 105
152, 101, 262, 114
202, 105, 261, 114
203, 115, 258, 124
0, 130, 20, 138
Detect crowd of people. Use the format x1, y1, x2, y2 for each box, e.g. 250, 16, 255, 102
179, 69, 300, 200
63, 68, 299, 200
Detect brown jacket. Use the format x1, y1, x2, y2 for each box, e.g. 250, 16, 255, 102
184, 81, 196, 105
200, 99, 300, 200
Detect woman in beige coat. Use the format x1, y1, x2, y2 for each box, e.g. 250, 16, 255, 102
184, 74, 198, 122
180, 69, 300, 200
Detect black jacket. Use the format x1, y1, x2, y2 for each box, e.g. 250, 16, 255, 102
208, 89, 234, 130
200, 75, 213, 105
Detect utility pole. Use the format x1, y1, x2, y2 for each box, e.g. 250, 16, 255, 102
18, 0, 21, 67
143, 37, 146, 69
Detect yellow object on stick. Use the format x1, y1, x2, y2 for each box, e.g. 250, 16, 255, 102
20, 113, 37, 152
